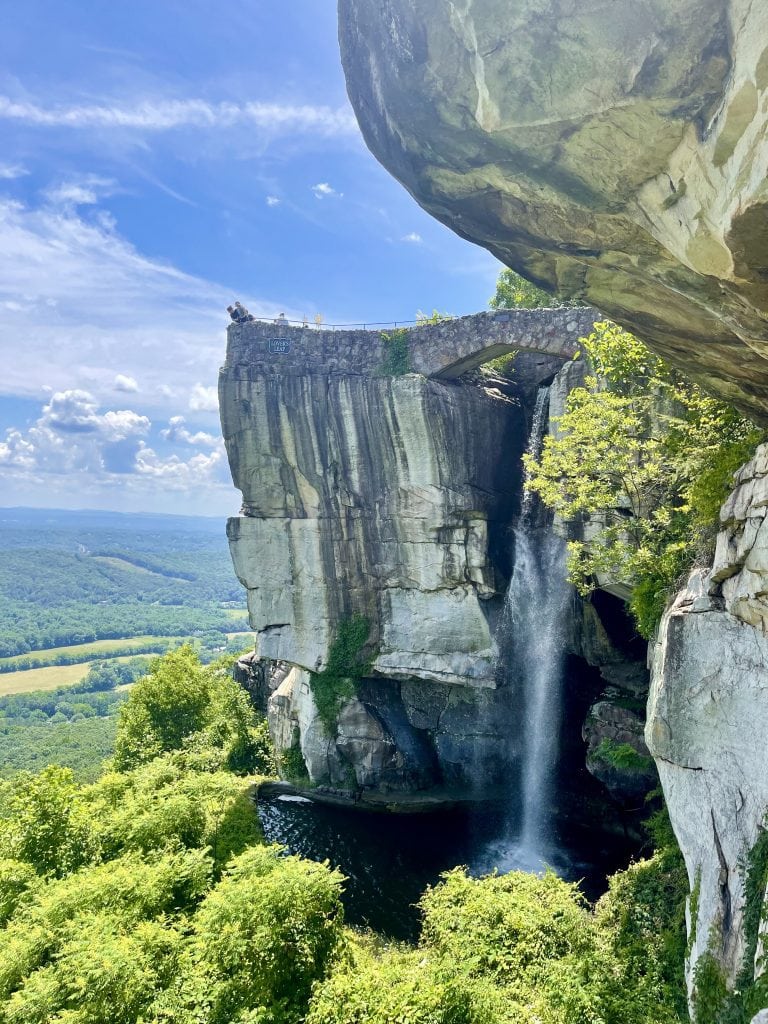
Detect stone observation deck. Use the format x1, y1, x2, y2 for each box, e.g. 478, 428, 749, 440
222, 306, 599, 380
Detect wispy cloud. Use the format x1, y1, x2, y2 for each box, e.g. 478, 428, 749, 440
311, 182, 343, 199
401, 232, 423, 244
44, 175, 118, 208
0, 96, 359, 137
0, 196, 305, 409
0, 163, 28, 180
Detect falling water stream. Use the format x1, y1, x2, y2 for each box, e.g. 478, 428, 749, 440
491, 386, 572, 871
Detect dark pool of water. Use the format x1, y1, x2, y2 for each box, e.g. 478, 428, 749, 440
258, 795, 641, 940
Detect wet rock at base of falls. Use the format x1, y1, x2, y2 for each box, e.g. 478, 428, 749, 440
267, 666, 517, 794
338, 0, 768, 422
582, 701, 656, 805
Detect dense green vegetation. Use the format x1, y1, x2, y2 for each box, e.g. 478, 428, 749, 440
0, 716, 119, 782
379, 327, 410, 375
525, 322, 763, 636
0, 645, 693, 1023
309, 615, 372, 735
489, 267, 575, 310
0, 660, 150, 780
0, 509, 248, 658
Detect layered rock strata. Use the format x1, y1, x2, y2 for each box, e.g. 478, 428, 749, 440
221, 334, 525, 685
222, 318, 655, 806
220, 318, 534, 792
647, 444, 768, 996
338, 0, 768, 421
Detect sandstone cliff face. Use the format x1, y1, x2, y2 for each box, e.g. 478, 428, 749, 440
222, 321, 651, 803
220, 319, 530, 792
221, 323, 524, 687
647, 443, 768, 997
338, 0, 768, 420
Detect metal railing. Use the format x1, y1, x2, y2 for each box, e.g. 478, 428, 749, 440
244, 316, 430, 331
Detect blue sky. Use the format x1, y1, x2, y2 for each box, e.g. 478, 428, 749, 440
0, 1, 502, 515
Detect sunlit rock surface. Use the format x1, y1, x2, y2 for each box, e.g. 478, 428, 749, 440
338, 0, 768, 420
220, 322, 524, 687
647, 444, 768, 996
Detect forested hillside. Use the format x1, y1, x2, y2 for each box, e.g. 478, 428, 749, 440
0, 509, 248, 658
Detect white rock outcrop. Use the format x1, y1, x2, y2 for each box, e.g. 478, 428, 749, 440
647, 443, 768, 997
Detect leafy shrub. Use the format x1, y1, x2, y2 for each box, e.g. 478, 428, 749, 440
0, 765, 98, 876
0, 848, 211, 1002
379, 328, 410, 375
307, 936, 510, 1024
88, 756, 262, 869
158, 845, 345, 1024
0, 858, 39, 924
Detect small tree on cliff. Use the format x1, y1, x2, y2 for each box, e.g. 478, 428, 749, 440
490, 267, 565, 309
524, 321, 763, 636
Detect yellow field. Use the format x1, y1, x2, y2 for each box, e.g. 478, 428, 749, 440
0, 635, 178, 671
0, 653, 149, 696
0, 663, 93, 695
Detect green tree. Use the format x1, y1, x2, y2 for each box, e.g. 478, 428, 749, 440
113, 647, 274, 774
113, 646, 212, 769
0, 766, 97, 877
524, 321, 763, 635
490, 267, 565, 309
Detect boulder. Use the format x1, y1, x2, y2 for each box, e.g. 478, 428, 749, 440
647, 446, 768, 998
339, 0, 768, 421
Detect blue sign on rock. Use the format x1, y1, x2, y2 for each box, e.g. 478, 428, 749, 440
269, 338, 291, 354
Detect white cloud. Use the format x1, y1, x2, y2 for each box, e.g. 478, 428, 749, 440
44, 176, 117, 208
0, 389, 150, 475
161, 415, 219, 448
134, 446, 226, 490
189, 384, 219, 413
0, 391, 232, 512
0, 96, 359, 137
311, 182, 343, 199
266, 195, 281, 207
402, 232, 423, 244
0, 197, 306, 410
114, 373, 139, 393
0, 163, 28, 180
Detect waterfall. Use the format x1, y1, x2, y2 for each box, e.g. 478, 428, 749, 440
492, 386, 572, 872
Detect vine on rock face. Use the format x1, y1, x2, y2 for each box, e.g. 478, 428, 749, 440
379, 328, 410, 375
691, 824, 768, 1024
309, 616, 372, 735
523, 321, 765, 637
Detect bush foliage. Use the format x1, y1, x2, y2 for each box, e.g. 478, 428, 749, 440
525, 322, 764, 636
0, 645, 694, 1023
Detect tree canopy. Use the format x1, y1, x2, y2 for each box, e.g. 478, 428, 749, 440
525, 322, 763, 635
